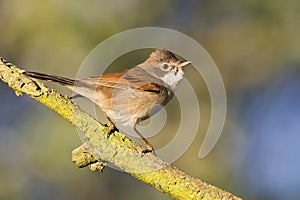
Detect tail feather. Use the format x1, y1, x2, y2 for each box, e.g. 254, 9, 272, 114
24, 71, 76, 86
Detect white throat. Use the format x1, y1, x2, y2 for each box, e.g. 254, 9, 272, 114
160, 70, 184, 90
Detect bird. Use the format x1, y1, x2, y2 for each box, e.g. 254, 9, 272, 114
24, 49, 191, 153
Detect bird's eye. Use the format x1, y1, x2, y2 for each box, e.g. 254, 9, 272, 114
161, 63, 170, 71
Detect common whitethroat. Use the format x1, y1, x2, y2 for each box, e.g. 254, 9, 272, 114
24, 49, 191, 153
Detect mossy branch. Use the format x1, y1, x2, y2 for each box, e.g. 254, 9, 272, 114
0, 57, 242, 200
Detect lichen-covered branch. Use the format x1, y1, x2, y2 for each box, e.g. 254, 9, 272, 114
0, 57, 242, 200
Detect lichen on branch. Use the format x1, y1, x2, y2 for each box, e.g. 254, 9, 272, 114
0, 57, 242, 200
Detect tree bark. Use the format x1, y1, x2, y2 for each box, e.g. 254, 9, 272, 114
0, 57, 242, 200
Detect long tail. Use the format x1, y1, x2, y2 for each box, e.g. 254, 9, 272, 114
24, 71, 77, 86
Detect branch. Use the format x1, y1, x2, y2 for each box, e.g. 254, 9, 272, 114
0, 57, 242, 200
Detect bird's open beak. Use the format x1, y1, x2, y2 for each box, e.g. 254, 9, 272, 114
178, 61, 192, 68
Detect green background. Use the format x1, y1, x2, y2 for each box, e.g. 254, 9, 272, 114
1, 1, 300, 199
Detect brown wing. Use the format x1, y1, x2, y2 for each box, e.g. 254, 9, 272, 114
81, 68, 163, 93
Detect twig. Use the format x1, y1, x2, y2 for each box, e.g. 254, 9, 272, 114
0, 57, 242, 200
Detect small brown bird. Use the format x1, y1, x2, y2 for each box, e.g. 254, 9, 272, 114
24, 49, 191, 153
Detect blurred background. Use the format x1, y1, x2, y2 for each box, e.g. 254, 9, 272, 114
1, 0, 300, 199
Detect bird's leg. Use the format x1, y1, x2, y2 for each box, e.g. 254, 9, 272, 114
69, 93, 84, 99
132, 125, 154, 154
106, 117, 118, 137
